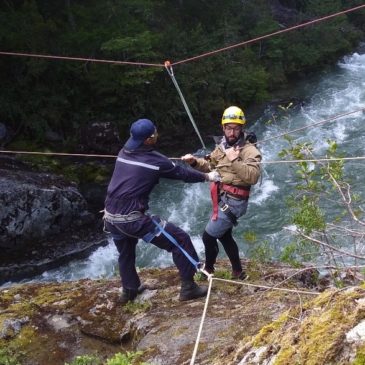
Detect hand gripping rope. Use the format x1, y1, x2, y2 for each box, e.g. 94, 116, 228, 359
164, 61, 206, 150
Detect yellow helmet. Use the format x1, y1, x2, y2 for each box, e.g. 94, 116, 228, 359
221, 106, 246, 125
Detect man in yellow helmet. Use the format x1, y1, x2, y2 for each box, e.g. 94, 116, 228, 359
182, 106, 262, 279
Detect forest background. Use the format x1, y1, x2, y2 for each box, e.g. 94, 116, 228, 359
1, 0, 365, 156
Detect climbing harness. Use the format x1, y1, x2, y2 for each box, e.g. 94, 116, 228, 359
210, 182, 250, 224
220, 183, 250, 199
103, 209, 143, 223
164, 61, 206, 150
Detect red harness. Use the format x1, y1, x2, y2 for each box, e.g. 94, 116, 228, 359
210, 183, 250, 220
210, 182, 220, 220
220, 183, 250, 198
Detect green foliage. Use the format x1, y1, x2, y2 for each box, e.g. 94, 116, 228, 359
279, 137, 364, 271
64, 351, 151, 365
292, 196, 326, 234
280, 243, 302, 268
243, 230, 257, 243
196, 268, 233, 281
248, 240, 274, 263
65, 354, 102, 365
106, 351, 149, 365
0, 0, 364, 151
0, 348, 21, 365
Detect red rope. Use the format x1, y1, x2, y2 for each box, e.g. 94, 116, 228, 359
171, 4, 365, 66
0, 51, 164, 68
1, 106, 363, 160
0, 150, 116, 158
0, 5, 364, 68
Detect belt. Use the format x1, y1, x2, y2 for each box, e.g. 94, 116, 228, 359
220, 183, 250, 200
103, 210, 143, 223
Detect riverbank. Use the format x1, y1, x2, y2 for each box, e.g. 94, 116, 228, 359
1, 260, 364, 365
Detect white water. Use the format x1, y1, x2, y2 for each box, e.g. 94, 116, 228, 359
6, 50, 365, 286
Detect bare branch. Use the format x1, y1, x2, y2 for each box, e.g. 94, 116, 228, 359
284, 227, 365, 260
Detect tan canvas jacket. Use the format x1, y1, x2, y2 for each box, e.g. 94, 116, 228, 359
193, 135, 262, 187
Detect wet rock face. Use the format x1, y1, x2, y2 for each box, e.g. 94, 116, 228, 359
0, 263, 353, 365
0, 168, 94, 250
0, 164, 108, 283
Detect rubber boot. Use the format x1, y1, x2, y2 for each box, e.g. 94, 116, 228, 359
179, 280, 208, 301
118, 288, 138, 304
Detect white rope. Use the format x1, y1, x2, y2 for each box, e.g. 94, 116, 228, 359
259, 107, 365, 145
190, 275, 213, 365
213, 277, 320, 295
189, 276, 319, 364
165, 61, 206, 149
261, 156, 365, 165
173, 155, 365, 165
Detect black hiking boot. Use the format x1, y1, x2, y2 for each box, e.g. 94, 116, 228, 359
118, 288, 138, 304
179, 280, 208, 301
118, 284, 146, 305
137, 284, 147, 294
231, 270, 247, 280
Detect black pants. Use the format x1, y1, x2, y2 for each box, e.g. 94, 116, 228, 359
105, 217, 199, 290
202, 229, 242, 272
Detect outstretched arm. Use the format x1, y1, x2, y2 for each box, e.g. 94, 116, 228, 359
181, 154, 212, 173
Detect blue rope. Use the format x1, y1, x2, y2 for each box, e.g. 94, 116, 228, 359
148, 218, 201, 269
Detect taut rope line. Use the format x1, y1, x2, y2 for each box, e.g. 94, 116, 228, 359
172, 4, 365, 66
1, 105, 363, 162
2, 150, 365, 165
189, 277, 214, 365
164, 61, 206, 149
1, 5, 364, 68
258, 107, 365, 145
0, 51, 164, 68
189, 276, 319, 364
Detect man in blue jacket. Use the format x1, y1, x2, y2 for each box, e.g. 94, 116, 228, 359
104, 118, 219, 303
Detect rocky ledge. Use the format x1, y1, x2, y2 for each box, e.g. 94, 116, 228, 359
0, 156, 107, 284
1, 261, 365, 365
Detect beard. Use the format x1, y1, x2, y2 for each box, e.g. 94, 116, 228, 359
225, 135, 240, 146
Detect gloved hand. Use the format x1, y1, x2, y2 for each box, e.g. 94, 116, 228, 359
245, 131, 257, 144
206, 170, 221, 182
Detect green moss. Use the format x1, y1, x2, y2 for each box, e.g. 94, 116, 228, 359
274, 346, 297, 365
248, 288, 365, 365
253, 311, 290, 347
33, 284, 82, 307
245, 261, 262, 281
0, 346, 22, 365
123, 301, 151, 314
354, 344, 365, 365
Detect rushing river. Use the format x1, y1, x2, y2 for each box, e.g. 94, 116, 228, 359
9, 49, 365, 285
